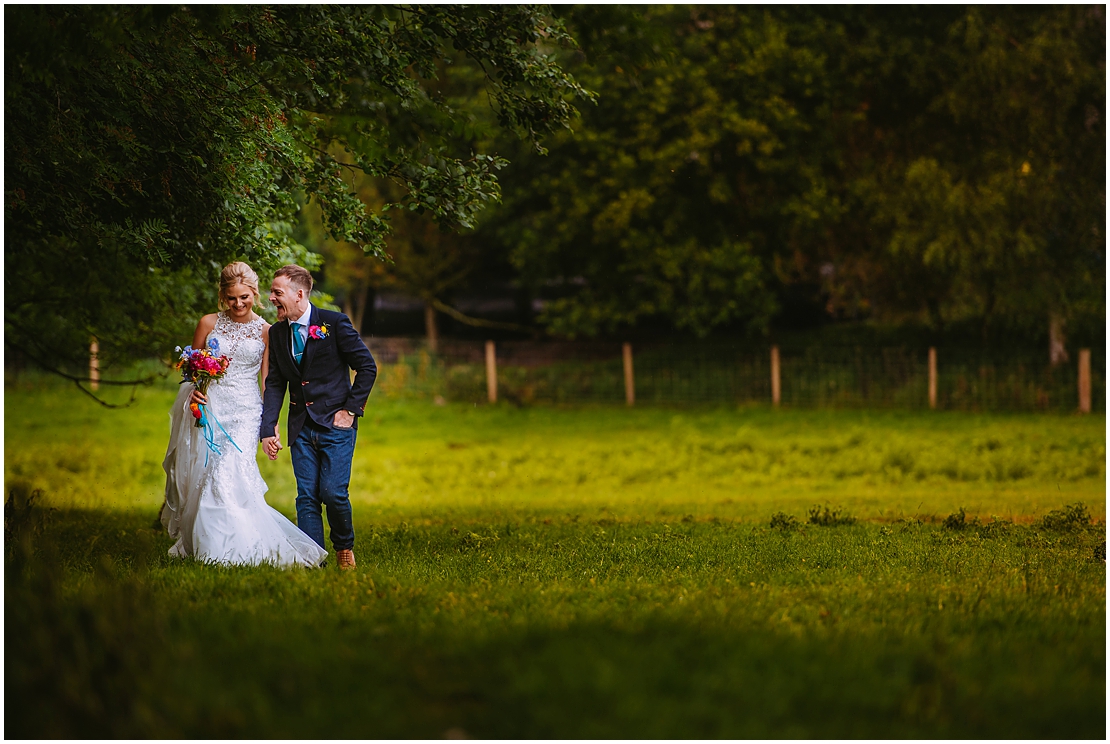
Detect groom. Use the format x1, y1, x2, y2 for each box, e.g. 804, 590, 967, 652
261, 264, 377, 570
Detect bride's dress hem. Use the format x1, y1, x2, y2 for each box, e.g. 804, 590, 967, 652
167, 545, 326, 570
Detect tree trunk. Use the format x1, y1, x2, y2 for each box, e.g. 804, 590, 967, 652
1049, 312, 1068, 366
351, 283, 367, 337
342, 284, 368, 336
424, 301, 438, 354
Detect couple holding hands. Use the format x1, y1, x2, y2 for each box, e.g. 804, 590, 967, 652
161, 262, 376, 570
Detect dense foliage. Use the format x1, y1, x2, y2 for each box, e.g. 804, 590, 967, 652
6, 6, 1104, 372
475, 6, 1104, 341
5, 5, 589, 378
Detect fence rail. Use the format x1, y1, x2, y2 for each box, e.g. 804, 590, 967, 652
364, 337, 1105, 413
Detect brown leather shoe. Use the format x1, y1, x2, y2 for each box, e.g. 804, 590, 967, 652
336, 549, 356, 570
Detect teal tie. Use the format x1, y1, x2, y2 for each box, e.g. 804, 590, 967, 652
292, 323, 306, 365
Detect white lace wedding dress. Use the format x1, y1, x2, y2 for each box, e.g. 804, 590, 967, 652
161, 312, 327, 567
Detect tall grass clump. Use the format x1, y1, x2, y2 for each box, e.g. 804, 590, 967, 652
807, 504, 857, 526
1036, 502, 1096, 532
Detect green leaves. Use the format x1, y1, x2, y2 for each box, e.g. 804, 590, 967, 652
856, 6, 1104, 335
482, 6, 1103, 341
6, 5, 589, 376
487, 7, 832, 337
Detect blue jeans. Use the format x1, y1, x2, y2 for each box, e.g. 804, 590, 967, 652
290, 423, 357, 552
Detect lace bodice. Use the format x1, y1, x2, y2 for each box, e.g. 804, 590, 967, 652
204, 313, 267, 429
208, 312, 267, 379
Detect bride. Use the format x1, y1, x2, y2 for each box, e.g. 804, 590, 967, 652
160, 261, 327, 567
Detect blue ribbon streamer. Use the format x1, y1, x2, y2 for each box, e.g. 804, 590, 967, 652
198, 403, 243, 466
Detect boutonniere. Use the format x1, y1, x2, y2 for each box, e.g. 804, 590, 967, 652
308, 324, 330, 340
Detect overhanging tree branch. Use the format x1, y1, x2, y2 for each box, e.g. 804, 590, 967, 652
431, 298, 538, 334
15, 347, 156, 409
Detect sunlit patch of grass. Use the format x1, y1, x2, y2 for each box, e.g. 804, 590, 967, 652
5, 375, 1105, 522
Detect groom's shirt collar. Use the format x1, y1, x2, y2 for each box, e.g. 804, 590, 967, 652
291, 304, 312, 327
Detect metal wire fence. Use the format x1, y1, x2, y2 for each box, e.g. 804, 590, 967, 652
364, 337, 1105, 413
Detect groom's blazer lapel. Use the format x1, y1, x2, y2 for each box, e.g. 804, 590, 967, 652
276, 319, 298, 378
299, 304, 319, 379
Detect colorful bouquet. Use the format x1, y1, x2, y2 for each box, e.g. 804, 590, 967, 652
176, 339, 231, 428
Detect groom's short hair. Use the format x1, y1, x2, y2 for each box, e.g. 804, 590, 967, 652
274, 265, 314, 293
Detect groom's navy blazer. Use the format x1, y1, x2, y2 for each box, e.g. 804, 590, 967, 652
260, 304, 377, 444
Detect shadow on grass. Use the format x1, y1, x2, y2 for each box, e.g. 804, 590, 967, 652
5, 500, 1106, 739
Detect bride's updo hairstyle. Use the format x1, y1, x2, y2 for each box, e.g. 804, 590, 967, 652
218, 261, 261, 309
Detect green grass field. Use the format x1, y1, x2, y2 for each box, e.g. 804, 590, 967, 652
5, 375, 1106, 738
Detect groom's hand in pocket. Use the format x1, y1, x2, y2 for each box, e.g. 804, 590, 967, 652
333, 410, 355, 429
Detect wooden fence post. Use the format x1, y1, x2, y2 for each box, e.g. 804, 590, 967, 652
89, 338, 100, 392
1078, 348, 1091, 414
771, 345, 780, 408
485, 340, 497, 404
623, 342, 635, 407
424, 303, 438, 354
928, 347, 937, 410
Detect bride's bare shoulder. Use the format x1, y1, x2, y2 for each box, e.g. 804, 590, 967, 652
192, 313, 220, 348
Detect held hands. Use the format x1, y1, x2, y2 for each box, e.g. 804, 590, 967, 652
195, 387, 281, 458
262, 426, 282, 460
262, 414, 351, 461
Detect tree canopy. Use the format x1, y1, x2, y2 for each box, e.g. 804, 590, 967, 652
473, 5, 1103, 344
5, 5, 590, 379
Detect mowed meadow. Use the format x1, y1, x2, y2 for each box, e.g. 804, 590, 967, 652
5, 373, 1106, 738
